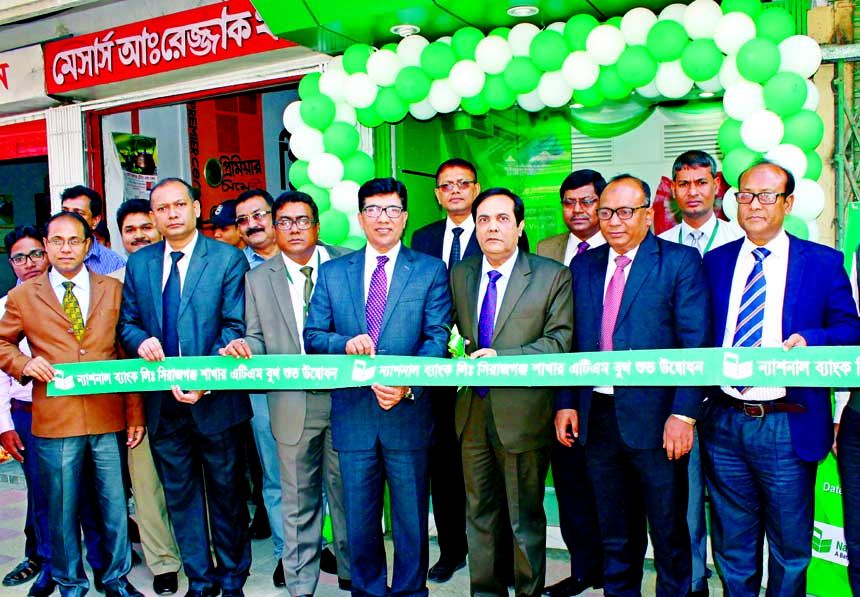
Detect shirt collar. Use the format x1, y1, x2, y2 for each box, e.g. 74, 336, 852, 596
445, 215, 475, 237
282, 246, 320, 276
86, 238, 105, 261
481, 248, 519, 280
165, 230, 199, 258
49, 266, 90, 293
740, 229, 789, 258
570, 230, 605, 248
680, 213, 717, 238
608, 243, 640, 265
366, 241, 401, 265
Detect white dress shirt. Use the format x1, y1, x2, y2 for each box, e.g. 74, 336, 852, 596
563, 230, 606, 267
283, 246, 331, 354
477, 249, 519, 331
0, 295, 32, 434
657, 214, 744, 255
161, 230, 200, 291
49, 267, 90, 323
363, 242, 401, 302
596, 245, 640, 395
442, 216, 475, 265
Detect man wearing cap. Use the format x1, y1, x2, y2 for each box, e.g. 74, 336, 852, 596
204, 199, 244, 248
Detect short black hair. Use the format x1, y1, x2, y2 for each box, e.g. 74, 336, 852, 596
358, 178, 408, 212
149, 177, 195, 202
741, 160, 796, 196
607, 174, 652, 205
273, 191, 320, 223
559, 169, 607, 200
471, 187, 525, 225
236, 189, 274, 209
61, 185, 103, 218
94, 219, 110, 244
45, 211, 92, 240
672, 150, 717, 180
116, 199, 154, 230
4, 225, 44, 253
435, 158, 478, 183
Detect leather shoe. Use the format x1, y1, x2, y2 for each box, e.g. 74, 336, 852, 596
105, 579, 143, 597
543, 573, 604, 597
93, 568, 105, 593
183, 587, 220, 597
27, 571, 56, 597
337, 578, 351, 591
427, 557, 467, 583
689, 590, 709, 597
273, 560, 285, 588
320, 548, 338, 575
153, 572, 179, 595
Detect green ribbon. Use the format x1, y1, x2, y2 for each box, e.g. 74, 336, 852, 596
46, 346, 860, 396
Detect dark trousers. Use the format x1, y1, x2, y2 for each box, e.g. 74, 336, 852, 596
838, 406, 860, 596
585, 397, 691, 597
12, 407, 50, 567
150, 414, 250, 592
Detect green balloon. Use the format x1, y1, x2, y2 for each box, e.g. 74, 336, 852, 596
451, 27, 484, 61
530, 30, 568, 72
322, 122, 360, 158
489, 27, 510, 39
421, 41, 457, 79
736, 37, 780, 83
718, 118, 744, 154
503, 57, 541, 94
288, 160, 311, 189
721, 0, 762, 17
394, 66, 432, 103
763, 72, 807, 116
298, 72, 321, 99
681, 39, 723, 81
564, 14, 599, 51
617, 46, 658, 88
646, 21, 688, 62
722, 146, 762, 187
782, 109, 825, 151
374, 87, 408, 123
355, 104, 384, 128
597, 65, 633, 101
342, 235, 367, 250
573, 85, 604, 108
607, 16, 623, 29
461, 92, 491, 115
782, 214, 809, 239
318, 209, 350, 245
342, 151, 376, 183
755, 7, 795, 44
297, 183, 331, 212
484, 74, 516, 111
381, 43, 398, 53
805, 149, 822, 180
300, 94, 336, 130
343, 44, 374, 74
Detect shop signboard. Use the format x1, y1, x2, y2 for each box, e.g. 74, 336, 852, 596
0, 45, 55, 115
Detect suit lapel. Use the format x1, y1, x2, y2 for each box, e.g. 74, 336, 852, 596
430, 221, 446, 259
380, 247, 412, 336
493, 252, 530, 342
348, 249, 367, 334
714, 240, 742, 337
148, 242, 165, 335
267, 261, 301, 349
464, 232, 481, 259
551, 234, 567, 263
616, 233, 658, 327
34, 276, 68, 321
463, 259, 481, 343
87, 276, 107, 330
588, 245, 610, 321
782, 234, 804, 335
179, 236, 209, 319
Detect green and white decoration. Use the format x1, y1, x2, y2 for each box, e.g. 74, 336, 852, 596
283, 0, 826, 246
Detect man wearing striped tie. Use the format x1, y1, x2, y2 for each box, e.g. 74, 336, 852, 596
701, 160, 860, 596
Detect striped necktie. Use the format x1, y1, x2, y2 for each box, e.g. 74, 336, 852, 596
732, 247, 771, 393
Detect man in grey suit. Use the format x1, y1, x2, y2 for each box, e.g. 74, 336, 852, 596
450, 188, 574, 597
221, 190, 351, 595
118, 178, 252, 597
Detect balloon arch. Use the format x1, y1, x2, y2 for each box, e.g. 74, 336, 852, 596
281, 0, 826, 248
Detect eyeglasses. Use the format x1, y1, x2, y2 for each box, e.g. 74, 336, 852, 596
596, 205, 650, 221
734, 192, 786, 205
47, 237, 86, 248
9, 250, 46, 266
362, 205, 404, 219
275, 216, 316, 231
235, 210, 272, 226
562, 196, 598, 207
436, 180, 476, 193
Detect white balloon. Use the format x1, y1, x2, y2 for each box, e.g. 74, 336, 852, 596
547, 21, 566, 34
517, 89, 546, 112
659, 3, 687, 23
586, 25, 626, 66
806, 220, 819, 242
509, 23, 541, 57
409, 99, 437, 121
561, 51, 600, 90
283, 101, 303, 134
449, 60, 486, 98
327, 56, 345, 72
621, 7, 657, 45
765, 144, 808, 179
722, 81, 764, 120
537, 71, 573, 107
713, 12, 756, 55
740, 109, 784, 152
655, 60, 694, 99
330, 180, 360, 212
334, 102, 357, 125
366, 49, 401, 86
718, 54, 744, 89
696, 74, 723, 93
290, 127, 325, 161
475, 36, 513, 74
683, 0, 723, 39
348, 216, 364, 238
428, 79, 460, 113
437, 36, 452, 45
397, 35, 429, 67
344, 73, 378, 108
308, 153, 344, 189
721, 187, 738, 220
319, 69, 349, 103
803, 80, 820, 110
791, 178, 826, 221
636, 81, 661, 98
779, 35, 822, 79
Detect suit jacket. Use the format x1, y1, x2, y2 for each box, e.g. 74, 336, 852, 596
536, 232, 568, 264
0, 271, 144, 438
450, 251, 573, 453
562, 233, 712, 450
303, 245, 451, 451
244, 244, 350, 445
410, 218, 530, 261
118, 233, 252, 436
704, 233, 860, 462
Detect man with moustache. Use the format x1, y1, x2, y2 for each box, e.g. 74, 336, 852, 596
537, 169, 606, 265
221, 190, 352, 595
118, 199, 162, 254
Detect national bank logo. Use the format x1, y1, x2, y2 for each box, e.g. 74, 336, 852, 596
812, 522, 849, 566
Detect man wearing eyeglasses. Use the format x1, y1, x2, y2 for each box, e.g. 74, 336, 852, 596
305, 177, 451, 597
537, 169, 606, 267
700, 161, 860, 596
557, 174, 711, 597
222, 190, 352, 595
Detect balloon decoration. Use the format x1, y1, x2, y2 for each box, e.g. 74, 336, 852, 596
282, 0, 827, 241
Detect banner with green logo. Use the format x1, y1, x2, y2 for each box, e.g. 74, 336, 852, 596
809, 453, 850, 596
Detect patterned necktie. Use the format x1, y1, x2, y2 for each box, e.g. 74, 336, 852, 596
162, 251, 183, 358
366, 256, 389, 345
300, 265, 314, 324
576, 241, 590, 256
449, 227, 464, 269
600, 255, 631, 352
62, 281, 85, 342
732, 247, 770, 393
688, 229, 705, 256
476, 270, 502, 398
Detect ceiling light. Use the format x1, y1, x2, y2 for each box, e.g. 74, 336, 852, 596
698, 91, 715, 98
390, 24, 420, 37
571, 103, 584, 109
507, 4, 539, 17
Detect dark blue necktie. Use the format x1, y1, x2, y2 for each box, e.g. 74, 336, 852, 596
449, 227, 464, 269
162, 251, 183, 357
476, 270, 501, 398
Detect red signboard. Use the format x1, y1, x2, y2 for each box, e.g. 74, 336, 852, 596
43, 0, 293, 94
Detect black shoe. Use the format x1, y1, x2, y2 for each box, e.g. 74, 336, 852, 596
337, 578, 351, 591
320, 548, 338, 575
248, 510, 271, 540
93, 568, 106, 593
427, 557, 467, 583
543, 573, 604, 597
27, 571, 56, 597
105, 579, 143, 597
128, 517, 140, 543
689, 590, 709, 597
273, 560, 285, 588
153, 572, 179, 595
184, 587, 220, 597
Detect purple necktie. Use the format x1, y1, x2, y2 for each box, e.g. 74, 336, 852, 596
576, 240, 589, 256
366, 255, 389, 345
600, 255, 631, 352
476, 270, 501, 398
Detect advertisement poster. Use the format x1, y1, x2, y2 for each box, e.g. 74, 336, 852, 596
112, 133, 157, 200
